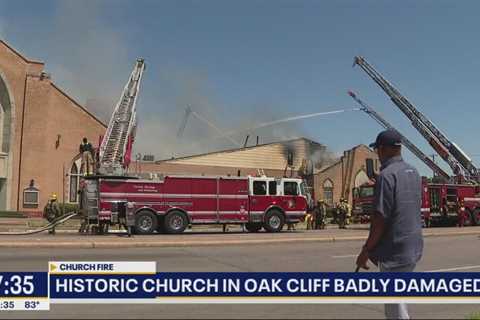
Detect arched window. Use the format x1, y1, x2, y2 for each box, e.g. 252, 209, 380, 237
69, 163, 80, 203
0, 74, 12, 153
323, 179, 334, 205
0, 73, 13, 210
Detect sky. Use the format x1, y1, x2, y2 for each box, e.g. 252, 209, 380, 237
0, 0, 479, 176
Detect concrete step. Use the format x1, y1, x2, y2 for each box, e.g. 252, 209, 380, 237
0, 219, 28, 226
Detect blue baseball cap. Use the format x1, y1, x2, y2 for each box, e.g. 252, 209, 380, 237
369, 129, 402, 149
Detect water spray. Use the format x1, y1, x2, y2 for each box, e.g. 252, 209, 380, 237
190, 110, 242, 146
178, 106, 361, 148
221, 107, 361, 139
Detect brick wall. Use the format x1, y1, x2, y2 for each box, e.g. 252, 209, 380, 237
19, 77, 106, 212
0, 40, 106, 212
0, 40, 43, 210
314, 145, 379, 206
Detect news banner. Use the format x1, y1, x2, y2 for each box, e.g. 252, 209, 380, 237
2, 261, 480, 311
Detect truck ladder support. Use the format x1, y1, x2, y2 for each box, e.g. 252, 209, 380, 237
354, 56, 478, 181
98, 58, 146, 175
349, 90, 450, 180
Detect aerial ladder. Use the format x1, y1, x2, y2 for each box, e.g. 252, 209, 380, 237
98, 58, 146, 175
176, 106, 193, 138
353, 56, 479, 182
175, 105, 241, 146
348, 90, 450, 180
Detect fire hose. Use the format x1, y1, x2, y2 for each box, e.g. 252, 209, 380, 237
0, 212, 78, 235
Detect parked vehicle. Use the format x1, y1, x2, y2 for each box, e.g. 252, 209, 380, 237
80, 175, 308, 234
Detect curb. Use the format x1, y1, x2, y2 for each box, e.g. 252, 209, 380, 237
0, 229, 477, 249
423, 230, 480, 238
0, 236, 356, 249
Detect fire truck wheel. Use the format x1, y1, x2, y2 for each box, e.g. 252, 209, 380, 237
245, 223, 262, 233
134, 211, 158, 235
164, 211, 188, 234
263, 209, 285, 233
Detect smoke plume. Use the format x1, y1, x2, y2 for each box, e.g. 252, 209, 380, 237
30, 1, 130, 123
0, 1, 338, 162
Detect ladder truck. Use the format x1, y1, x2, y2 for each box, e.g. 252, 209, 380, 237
97, 58, 146, 176
353, 57, 480, 226
349, 90, 450, 180
348, 90, 448, 224
354, 56, 478, 183
79, 58, 146, 233
78, 59, 308, 235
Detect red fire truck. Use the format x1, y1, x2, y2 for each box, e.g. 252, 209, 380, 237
353, 177, 480, 227
81, 175, 308, 234
352, 182, 375, 224
350, 57, 480, 227
423, 181, 480, 227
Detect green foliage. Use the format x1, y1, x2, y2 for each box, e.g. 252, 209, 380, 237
0, 211, 26, 218
467, 312, 480, 320
58, 203, 79, 215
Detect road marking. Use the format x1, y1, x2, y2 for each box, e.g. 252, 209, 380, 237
428, 265, 480, 272
332, 254, 357, 258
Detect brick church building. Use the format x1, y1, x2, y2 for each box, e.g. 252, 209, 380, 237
0, 40, 105, 213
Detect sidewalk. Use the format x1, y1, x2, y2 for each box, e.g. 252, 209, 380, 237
0, 217, 81, 232
0, 220, 477, 248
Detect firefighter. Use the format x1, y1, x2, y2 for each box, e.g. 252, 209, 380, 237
337, 198, 347, 229
305, 212, 314, 230
314, 200, 327, 230
43, 193, 61, 234
344, 198, 352, 226
79, 137, 94, 176
457, 200, 465, 227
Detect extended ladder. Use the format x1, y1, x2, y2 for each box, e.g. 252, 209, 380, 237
349, 91, 450, 180
354, 56, 478, 181
98, 58, 146, 175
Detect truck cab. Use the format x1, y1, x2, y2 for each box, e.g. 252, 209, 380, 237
352, 182, 375, 223
248, 176, 308, 197
248, 176, 308, 230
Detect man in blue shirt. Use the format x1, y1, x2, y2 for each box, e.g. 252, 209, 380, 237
356, 129, 424, 320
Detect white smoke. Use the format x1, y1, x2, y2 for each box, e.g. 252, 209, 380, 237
40, 1, 130, 123
0, 1, 332, 161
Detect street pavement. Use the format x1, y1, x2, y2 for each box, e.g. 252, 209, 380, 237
0, 233, 480, 319
0, 225, 479, 249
